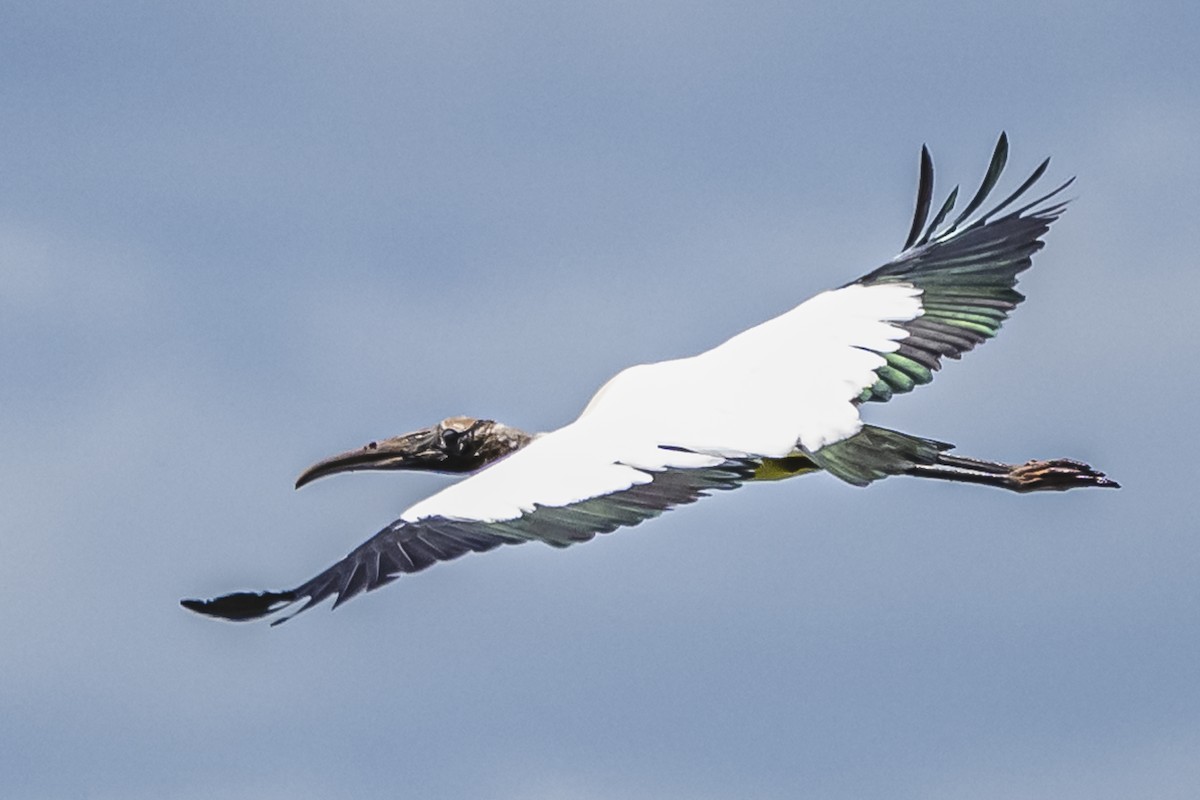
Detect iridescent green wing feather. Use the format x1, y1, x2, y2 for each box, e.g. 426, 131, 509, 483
850, 133, 1072, 403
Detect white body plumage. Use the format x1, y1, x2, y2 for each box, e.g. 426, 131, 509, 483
404, 283, 923, 523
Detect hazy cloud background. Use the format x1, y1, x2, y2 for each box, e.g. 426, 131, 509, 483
2, 2, 1196, 798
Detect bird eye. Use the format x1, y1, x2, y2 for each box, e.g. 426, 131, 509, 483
440, 427, 461, 451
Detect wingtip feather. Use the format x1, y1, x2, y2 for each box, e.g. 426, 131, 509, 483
180, 590, 296, 622
904, 145, 935, 251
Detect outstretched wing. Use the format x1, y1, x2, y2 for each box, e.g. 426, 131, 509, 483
182, 440, 755, 624
594, 134, 1070, 468
850, 132, 1072, 402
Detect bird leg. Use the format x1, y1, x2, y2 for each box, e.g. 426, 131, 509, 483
904, 453, 1119, 493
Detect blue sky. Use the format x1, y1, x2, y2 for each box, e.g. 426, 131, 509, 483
2, 2, 1197, 798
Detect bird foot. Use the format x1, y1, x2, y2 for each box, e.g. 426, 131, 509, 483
1006, 458, 1120, 492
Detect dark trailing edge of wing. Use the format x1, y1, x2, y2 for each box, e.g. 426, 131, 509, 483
181, 459, 757, 624
851, 133, 1073, 404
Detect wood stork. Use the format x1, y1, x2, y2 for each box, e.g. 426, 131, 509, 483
183, 134, 1117, 625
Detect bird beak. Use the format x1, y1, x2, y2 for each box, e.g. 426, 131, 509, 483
294, 428, 444, 489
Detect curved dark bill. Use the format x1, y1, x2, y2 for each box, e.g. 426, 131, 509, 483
294, 429, 440, 489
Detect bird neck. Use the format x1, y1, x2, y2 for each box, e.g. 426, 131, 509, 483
474, 422, 536, 466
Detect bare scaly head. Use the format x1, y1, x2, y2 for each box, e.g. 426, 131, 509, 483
294, 416, 534, 488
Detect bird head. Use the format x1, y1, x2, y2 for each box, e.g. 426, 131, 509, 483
294, 416, 533, 489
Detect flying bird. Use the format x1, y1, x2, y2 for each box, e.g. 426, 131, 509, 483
183, 134, 1118, 625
